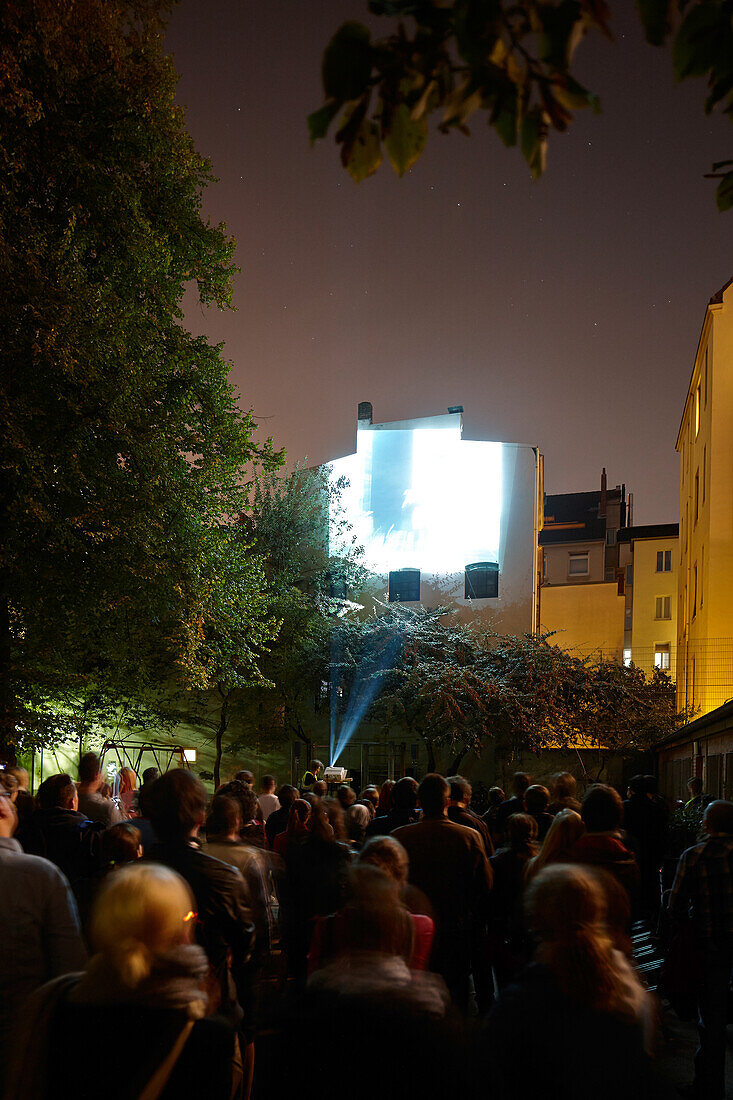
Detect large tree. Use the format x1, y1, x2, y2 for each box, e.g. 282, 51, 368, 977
0, 0, 282, 762
309, 0, 733, 208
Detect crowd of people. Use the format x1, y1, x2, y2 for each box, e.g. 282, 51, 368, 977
0, 755, 731, 1100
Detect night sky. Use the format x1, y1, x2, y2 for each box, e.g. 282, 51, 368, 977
167, 0, 730, 525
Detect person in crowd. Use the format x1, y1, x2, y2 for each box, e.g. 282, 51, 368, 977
257, 775, 280, 823
336, 783, 356, 812
77, 752, 123, 828
477, 863, 659, 1100
524, 784, 554, 842
126, 779, 157, 853
525, 808, 586, 884
217, 779, 266, 848
0, 769, 18, 799
205, 794, 275, 958
312, 779, 328, 799
548, 771, 582, 814
6, 863, 236, 1100
117, 766, 137, 817
235, 770, 255, 788
281, 799, 351, 985
142, 766, 160, 786
145, 770, 255, 1045
447, 775, 494, 855
274, 798, 312, 859
4, 765, 34, 827
623, 774, 669, 919
482, 786, 506, 849
570, 784, 640, 916
494, 772, 533, 839
489, 813, 539, 986
392, 773, 492, 1009
21, 772, 104, 914
685, 775, 710, 813
100, 821, 143, 871
378, 779, 395, 814
0, 788, 87, 1063
360, 786, 380, 816
265, 783, 298, 849
347, 802, 371, 847
300, 759, 324, 793
357, 835, 434, 968
669, 799, 733, 1100
367, 775, 420, 837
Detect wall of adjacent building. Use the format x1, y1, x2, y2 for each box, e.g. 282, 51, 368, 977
629, 535, 678, 679
540, 581, 625, 657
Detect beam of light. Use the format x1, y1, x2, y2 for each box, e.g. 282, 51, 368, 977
330, 632, 402, 765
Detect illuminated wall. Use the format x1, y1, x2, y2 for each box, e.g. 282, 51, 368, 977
329, 409, 541, 635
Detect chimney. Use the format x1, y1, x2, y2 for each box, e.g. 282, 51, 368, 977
357, 400, 373, 424
600, 468, 607, 518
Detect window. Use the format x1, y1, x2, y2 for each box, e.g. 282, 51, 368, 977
623, 649, 632, 667
656, 550, 672, 572
388, 568, 420, 603
702, 446, 706, 503
692, 563, 697, 619
654, 644, 671, 671
625, 607, 632, 627
655, 596, 671, 620
694, 470, 699, 524
606, 528, 616, 546
626, 564, 633, 585
568, 553, 589, 576
465, 561, 499, 600
695, 383, 701, 437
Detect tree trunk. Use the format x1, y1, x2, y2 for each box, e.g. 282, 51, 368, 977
447, 748, 468, 775
418, 730, 435, 772
0, 589, 17, 766
213, 688, 230, 789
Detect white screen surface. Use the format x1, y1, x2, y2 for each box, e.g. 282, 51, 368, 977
330, 421, 502, 575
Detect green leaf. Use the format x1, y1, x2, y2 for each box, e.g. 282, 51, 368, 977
344, 119, 382, 182
635, 0, 675, 46
715, 170, 733, 212
322, 23, 373, 102
307, 102, 339, 144
384, 102, 428, 176
521, 107, 547, 178
672, 5, 726, 81
491, 88, 518, 147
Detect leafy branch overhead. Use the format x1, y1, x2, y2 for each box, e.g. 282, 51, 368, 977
309, 0, 733, 209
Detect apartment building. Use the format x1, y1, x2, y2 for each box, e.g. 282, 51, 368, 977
617, 524, 679, 678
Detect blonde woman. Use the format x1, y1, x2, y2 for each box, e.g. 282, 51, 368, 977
525, 808, 586, 884
478, 864, 658, 1100
117, 766, 138, 817
7, 864, 236, 1100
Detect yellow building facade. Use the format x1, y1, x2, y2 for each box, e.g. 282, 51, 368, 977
540, 581, 625, 657
618, 527, 678, 679
676, 277, 733, 717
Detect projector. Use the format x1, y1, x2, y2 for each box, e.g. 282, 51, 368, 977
323, 766, 347, 783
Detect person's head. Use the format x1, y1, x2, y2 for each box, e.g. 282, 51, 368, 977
287, 798, 312, 836
78, 752, 102, 787
277, 784, 298, 810
348, 803, 371, 843
0, 789, 18, 837
626, 774, 645, 798
206, 794, 242, 840
512, 772, 533, 797
0, 771, 19, 801
582, 784, 624, 834
703, 800, 733, 836
488, 786, 505, 807
339, 864, 414, 963
37, 773, 78, 812
322, 798, 347, 842
392, 776, 419, 812
378, 780, 395, 812
146, 769, 206, 843
310, 760, 324, 777
551, 772, 577, 801
447, 775, 472, 807
260, 775, 277, 794
101, 822, 143, 868
337, 784, 356, 809
418, 773, 450, 818
217, 780, 258, 824
309, 801, 336, 842
527, 809, 585, 882
506, 812, 538, 853
524, 784, 550, 815
312, 780, 328, 799
359, 835, 409, 885
687, 776, 702, 797
526, 863, 637, 1017
6, 766, 29, 791
90, 864, 200, 989
234, 770, 255, 788
643, 775, 658, 796
362, 786, 379, 811
142, 767, 160, 786
118, 767, 137, 794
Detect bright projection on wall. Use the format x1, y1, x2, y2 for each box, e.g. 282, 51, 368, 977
330, 421, 502, 575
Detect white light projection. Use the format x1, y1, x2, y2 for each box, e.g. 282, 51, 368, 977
330, 420, 502, 576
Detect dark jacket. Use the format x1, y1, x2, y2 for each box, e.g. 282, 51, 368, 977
147, 841, 254, 1023
493, 796, 525, 839
366, 807, 421, 838
392, 817, 492, 987
568, 833, 640, 916
20, 808, 103, 904
265, 804, 290, 848
447, 806, 494, 855
489, 846, 534, 943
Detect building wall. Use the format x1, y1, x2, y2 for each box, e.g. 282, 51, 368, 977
543, 540, 606, 586
677, 280, 733, 716
540, 582, 625, 657
629, 536, 678, 679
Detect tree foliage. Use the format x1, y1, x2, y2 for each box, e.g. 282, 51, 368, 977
0, 0, 283, 761
310, 0, 733, 208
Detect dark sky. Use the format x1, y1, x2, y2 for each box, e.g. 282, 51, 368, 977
166, 1, 730, 525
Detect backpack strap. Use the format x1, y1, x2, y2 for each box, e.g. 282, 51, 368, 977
137, 1020, 195, 1100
